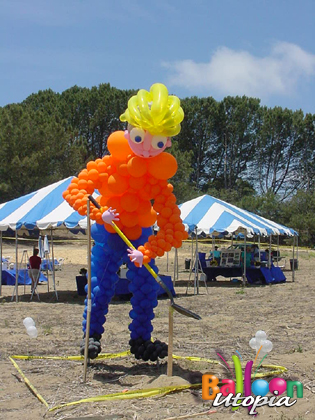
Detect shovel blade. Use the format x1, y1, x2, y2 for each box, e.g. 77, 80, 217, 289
171, 302, 201, 320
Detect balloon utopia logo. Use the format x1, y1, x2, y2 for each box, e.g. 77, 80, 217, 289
202, 331, 303, 416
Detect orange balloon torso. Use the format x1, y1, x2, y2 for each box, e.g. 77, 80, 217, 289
66, 131, 178, 240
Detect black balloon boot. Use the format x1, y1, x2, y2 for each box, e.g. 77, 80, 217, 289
80, 333, 102, 359
129, 338, 168, 361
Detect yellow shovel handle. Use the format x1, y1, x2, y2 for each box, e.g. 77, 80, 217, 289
110, 222, 158, 280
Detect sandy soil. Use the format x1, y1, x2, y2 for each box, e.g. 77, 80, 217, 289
0, 238, 314, 420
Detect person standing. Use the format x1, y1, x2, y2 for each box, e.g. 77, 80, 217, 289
29, 248, 41, 292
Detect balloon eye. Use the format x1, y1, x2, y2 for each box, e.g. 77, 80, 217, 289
152, 135, 167, 150
130, 128, 145, 144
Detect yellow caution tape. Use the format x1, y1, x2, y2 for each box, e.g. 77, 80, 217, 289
48, 383, 201, 412
9, 351, 288, 413
11, 350, 131, 361
9, 357, 49, 408
173, 354, 220, 364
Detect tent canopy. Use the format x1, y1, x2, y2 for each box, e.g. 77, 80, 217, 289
0, 177, 98, 232
179, 195, 297, 237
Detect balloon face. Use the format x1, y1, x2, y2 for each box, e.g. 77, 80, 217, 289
125, 129, 171, 158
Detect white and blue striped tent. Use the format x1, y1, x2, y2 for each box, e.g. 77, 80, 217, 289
0, 177, 99, 232
179, 195, 297, 237
0, 179, 296, 237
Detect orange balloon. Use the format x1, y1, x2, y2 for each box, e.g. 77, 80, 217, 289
121, 193, 139, 212
151, 185, 161, 197
161, 207, 172, 218
157, 239, 166, 248
107, 196, 123, 214
99, 196, 109, 206
97, 161, 107, 173
137, 199, 151, 215
78, 179, 88, 190
143, 255, 150, 264
153, 202, 163, 213
149, 177, 159, 185
62, 190, 69, 199
86, 180, 95, 194
99, 173, 109, 183
156, 248, 164, 257
88, 169, 99, 181
107, 131, 132, 161
165, 234, 173, 243
87, 161, 98, 171
164, 242, 172, 252
108, 173, 128, 194
117, 163, 129, 176
78, 170, 89, 180
123, 225, 142, 240
174, 231, 184, 241
120, 211, 138, 228
68, 183, 78, 192
138, 208, 157, 227
170, 214, 181, 224
102, 155, 113, 165
127, 157, 147, 178
156, 214, 168, 227
148, 153, 177, 180
174, 222, 185, 232
129, 175, 147, 190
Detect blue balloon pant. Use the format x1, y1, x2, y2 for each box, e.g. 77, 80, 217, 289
82, 223, 159, 342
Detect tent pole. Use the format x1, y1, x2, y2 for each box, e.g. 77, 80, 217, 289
50, 229, 58, 301
243, 233, 247, 284
15, 230, 19, 302
195, 228, 199, 295
83, 201, 92, 382
292, 235, 295, 282
0, 231, 2, 296
173, 248, 178, 285
277, 235, 279, 267
258, 235, 261, 263
296, 235, 299, 268
269, 235, 272, 269
166, 252, 169, 272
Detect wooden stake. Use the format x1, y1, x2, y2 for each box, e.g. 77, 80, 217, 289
167, 304, 174, 377
83, 201, 92, 382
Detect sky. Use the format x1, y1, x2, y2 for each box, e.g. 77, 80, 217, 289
1, 0, 315, 113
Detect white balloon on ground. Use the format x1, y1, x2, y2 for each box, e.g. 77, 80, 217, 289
249, 331, 273, 354
255, 330, 267, 341
23, 317, 35, 328
26, 326, 38, 338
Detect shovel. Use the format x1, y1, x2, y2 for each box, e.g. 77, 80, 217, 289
88, 195, 201, 320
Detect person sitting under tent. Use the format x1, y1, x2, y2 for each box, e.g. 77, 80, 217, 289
209, 246, 221, 265
28, 248, 42, 292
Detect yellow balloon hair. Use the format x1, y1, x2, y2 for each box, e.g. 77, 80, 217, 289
120, 83, 184, 136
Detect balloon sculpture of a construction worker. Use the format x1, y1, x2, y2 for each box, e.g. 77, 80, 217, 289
63, 83, 188, 361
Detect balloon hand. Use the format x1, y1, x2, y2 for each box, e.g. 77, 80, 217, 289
101, 207, 120, 224
127, 248, 143, 267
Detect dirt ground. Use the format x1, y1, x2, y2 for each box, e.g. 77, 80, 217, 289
0, 237, 314, 420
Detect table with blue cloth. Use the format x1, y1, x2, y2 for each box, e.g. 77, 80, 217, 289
200, 259, 286, 285
1, 269, 48, 286
41, 259, 60, 271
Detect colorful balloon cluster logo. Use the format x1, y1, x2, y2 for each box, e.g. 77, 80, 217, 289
202, 331, 303, 416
